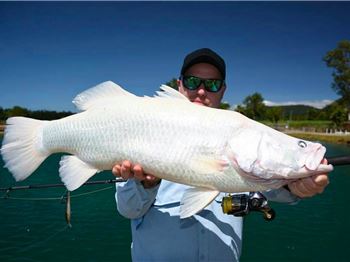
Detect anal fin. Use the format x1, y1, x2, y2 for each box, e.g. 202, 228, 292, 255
59, 155, 100, 191
180, 187, 219, 219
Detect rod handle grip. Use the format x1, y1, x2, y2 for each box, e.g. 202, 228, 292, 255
327, 156, 350, 166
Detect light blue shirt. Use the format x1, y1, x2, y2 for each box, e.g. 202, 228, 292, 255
115, 179, 299, 262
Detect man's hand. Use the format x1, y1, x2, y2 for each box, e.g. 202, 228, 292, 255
287, 159, 330, 198
112, 160, 161, 188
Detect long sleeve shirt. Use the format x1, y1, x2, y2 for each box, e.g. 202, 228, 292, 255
115, 179, 299, 262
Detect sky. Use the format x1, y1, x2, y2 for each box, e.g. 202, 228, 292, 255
0, 1, 349, 112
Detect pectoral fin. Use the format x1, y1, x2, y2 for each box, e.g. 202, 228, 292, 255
59, 155, 100, 191
180, 187, 219, 218
189, 155, 229, 175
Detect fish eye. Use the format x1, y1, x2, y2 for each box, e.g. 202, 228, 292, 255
298, 141, 307, 148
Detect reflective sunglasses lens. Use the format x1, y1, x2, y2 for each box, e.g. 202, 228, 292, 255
184, 76, 201, 90
204, 80, 223, 92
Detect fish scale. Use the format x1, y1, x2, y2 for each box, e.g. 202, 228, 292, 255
0, 81, 333, 218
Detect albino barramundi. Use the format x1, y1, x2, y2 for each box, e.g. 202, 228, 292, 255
0, 81, 333, 218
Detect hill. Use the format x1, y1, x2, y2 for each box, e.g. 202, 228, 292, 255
267, 104, 320, 121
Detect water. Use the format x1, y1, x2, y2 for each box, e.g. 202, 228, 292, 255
0, 153, 131, 261
1, 141, 350, 262
241, 143, 350, 262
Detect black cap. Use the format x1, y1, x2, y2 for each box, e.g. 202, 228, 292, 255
180, 48, 226, 79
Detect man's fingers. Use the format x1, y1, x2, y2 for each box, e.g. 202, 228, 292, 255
293, 180, 314, 197
120, 160, 134, 179
112, 161, 160, 187
289, 179, 315, 198
146, 175, 157, 181
133, 164, 146, 180
288, 181, 307, 197
314, 174, 329, 187
288, 173, 330, 198
298, 178, 316, 193
122, 160, 132, 170
112, 165, 121, 177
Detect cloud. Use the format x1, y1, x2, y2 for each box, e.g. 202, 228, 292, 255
263, 99, 334, 109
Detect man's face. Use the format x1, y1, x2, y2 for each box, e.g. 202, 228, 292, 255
178, 63, 226, 108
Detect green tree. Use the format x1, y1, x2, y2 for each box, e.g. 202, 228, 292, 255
165, 78, 178, 90
28, 110, 73, 120
306, 108, 320, 120
7, 106, 29, 117
219, 102, 231, 110
234, 105, 246, 115
329, 104, 348, 129
242, 92, 266, 120
266, 106, 282, 123
0, 107, 5, 121
323, 40, 350, 106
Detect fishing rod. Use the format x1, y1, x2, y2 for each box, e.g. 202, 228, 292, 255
0, 178, 126, 192
327, 155, 350, 166
1, 178, 127, 227
1, 155, 350, 225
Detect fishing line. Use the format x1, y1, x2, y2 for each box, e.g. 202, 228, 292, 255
1, 186, 114, 201
1, 186, 115, 227
17, 224, 71, 254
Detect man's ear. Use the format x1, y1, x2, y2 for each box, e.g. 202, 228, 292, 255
222, 83, 227, 92
219, 84, 227, 100
177, 79, 183, 92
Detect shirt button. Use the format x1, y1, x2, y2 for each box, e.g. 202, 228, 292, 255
201, 229, 205, 234
200, 255, 205, 260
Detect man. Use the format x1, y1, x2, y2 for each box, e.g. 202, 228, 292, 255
113, 48, 329, 261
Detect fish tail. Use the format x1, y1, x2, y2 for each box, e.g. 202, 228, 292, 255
1, 117, 50, 181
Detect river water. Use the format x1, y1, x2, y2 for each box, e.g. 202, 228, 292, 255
0, 141, 349, 261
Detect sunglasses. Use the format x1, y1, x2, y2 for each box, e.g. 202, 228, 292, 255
181, 75, 225, 93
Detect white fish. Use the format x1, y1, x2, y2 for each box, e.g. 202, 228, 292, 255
0, 81, 333, 218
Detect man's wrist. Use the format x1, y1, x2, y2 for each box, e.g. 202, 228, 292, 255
141, 178, 161, 189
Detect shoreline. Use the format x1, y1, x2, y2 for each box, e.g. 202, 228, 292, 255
284, 130, 350, 145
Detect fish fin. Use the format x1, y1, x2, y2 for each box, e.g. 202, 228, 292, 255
180, 188, 219, 218
59, 155, 100, 191
189, 155, 229, 175
155, 85, 190, 101
1, 117, 50, 181
73, 81, 135, 111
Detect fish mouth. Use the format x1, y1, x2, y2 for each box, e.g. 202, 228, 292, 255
316, 163, 334, 173
304, 145, 333, 173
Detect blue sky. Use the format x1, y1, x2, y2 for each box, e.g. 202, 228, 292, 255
0, 1, 349, 112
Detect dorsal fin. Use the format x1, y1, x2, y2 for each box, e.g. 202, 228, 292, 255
72, 81, 135, 111
154, 85, 190, 101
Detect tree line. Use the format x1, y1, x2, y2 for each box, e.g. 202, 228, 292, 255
236, 40, 350, 128
0, 106, 73, 122
235, 92, 348, 128
1, 40, 348, 129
